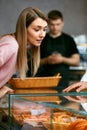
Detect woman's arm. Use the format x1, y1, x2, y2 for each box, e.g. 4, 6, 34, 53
0, 36, 18, 94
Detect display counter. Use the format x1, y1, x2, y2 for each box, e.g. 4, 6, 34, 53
1, 75, 87, 130
7, 90, 87, 130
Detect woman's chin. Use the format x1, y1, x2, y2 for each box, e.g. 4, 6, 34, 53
35, 42, 41, 47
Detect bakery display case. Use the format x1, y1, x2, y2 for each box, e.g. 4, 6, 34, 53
7, 91, 87, 130
5, 76, 87, 129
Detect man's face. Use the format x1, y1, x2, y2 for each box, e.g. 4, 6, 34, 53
48, 18, 64, 35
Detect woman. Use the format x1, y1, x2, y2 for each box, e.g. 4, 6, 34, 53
0, 7, 47, 98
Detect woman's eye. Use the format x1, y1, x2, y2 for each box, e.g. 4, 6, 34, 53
34, 28, 47, 32
34, 29, 39, 31
43, 28, 47, 32
43, 27, 47, 32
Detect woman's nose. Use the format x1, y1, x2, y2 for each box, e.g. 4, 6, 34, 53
39, 30, 46, 38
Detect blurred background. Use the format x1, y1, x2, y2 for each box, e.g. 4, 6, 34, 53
0, 0, 87, 35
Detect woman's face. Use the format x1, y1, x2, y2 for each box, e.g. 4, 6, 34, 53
27, 18, 47, 46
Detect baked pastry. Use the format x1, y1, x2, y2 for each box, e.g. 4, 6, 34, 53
68, 119, 87, 130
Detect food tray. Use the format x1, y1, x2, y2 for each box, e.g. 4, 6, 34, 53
8, 74, 61, 88
14, 89, 61, 103
42, 111, 87, 130
12, 109, 87, 130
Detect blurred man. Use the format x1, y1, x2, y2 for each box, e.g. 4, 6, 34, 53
36, 10, 80, 91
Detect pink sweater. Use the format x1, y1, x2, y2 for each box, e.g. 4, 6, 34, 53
0, 35, 18, 88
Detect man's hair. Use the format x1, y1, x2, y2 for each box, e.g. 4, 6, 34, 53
48, 10, 63, 20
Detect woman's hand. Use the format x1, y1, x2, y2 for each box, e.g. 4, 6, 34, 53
63, 81, 87, 93
63, 82, 87, 103
0, 86, 14, 98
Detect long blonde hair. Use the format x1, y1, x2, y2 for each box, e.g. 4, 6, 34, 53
15, 7, 47, 78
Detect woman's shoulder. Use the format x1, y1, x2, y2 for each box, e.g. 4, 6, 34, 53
0, 35, 18, 49
0, 35, 17, 43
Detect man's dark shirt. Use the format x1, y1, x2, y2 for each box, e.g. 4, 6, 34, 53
36, 33, 79, 90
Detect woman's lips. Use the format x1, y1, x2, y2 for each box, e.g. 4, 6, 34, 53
37, 39, 43, 42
